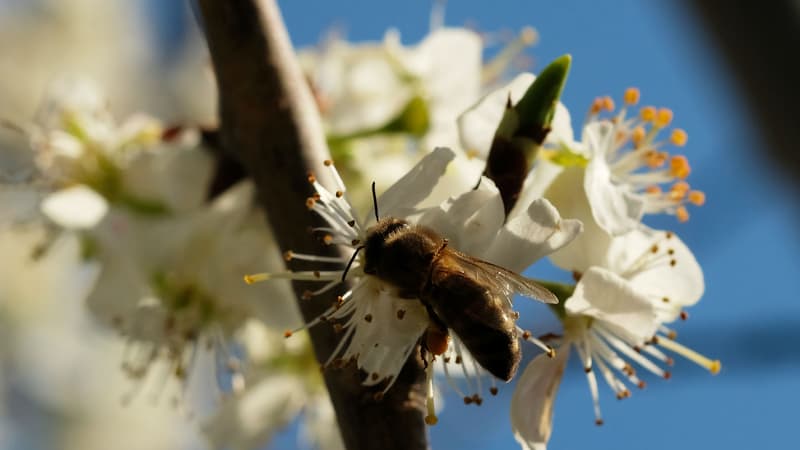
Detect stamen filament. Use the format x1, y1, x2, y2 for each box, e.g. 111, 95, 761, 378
655, 335, 721, 374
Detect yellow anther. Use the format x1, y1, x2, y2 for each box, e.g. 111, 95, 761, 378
590, 98, 604, 115
624, 87, 641, 105
323, 235, 334, 245
670, 128, 688, 147
520, 26, 538, 45
671, 181, 690, 194
640, 106, 656, 122
645, 150, 667, 168
676, 206, 689, 223
631, 126, 646, 147
425, 415, 439, 425
655, 108, 674, 128
689, 190, 706, 206
646, 185, 662, 194
601, 96, 615, 112
709, 360, 722, 375
669, 155, 691, 179
243, 273, 269, 284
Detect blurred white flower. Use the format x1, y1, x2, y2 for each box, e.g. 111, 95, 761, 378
86, 181, 298, 397
204, 321, 343, 450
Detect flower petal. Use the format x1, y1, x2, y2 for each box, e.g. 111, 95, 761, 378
417, 176, 504, 256
457, 73, 536, 159
566, 267, 658, 343
484, 198, 582, 273
41, 185, 108, 229
510, 347, 570, 450
374, 146, 454, 220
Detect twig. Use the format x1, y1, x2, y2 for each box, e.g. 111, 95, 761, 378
196, 1, 429, 449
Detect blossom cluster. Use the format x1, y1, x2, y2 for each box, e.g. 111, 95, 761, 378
0, 13, 720, 450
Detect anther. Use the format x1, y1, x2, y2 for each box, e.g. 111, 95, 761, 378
464, 396, 473, 405
283, 330, 293, 338
371, 373, 379, 381
655, 108, 673, 128
662, 297, 670, 303
680, 311, 689, 321
396, 310, 406, 320
425, 415, 438, 426
455, 356, 463, 364
522, 330, 532, 340
520, 26, 538, 45
584, 366, 592, 373
333, 324, 344, 333
335, 190, 344, 198
689, 191, 706, 206
323, 235, 333, 245
670, 258, 678, 267
324, 160, 333, 166
669, 155, 691, 179
601, 96, 615, 112
667, 330, 678, 340
351, 239, 360, 246
364, 314, 373, 323
632, 126, 646, 146
638, 381, 647, 389
473, 394, 483, 406
490, 387, 499, 396
283, 251, 293, 261
307, 172, 316, 184
595, 419, 604, 426
373, 392, 384, 401
624, 87, 640, 105
663, 371, 672, 380
305, 198, 316, 209
667, 249, 675, 255
676, 206, 689, 223
302, 290, 314, 300
651, 244, 659, 253
640, 106, 656, 122
347, 220, 356, 227
670, 128, 688, 146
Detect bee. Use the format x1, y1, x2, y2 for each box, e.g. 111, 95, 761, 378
359, 216, 557, 382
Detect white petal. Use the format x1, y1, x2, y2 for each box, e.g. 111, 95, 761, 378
344, 279, 429, 383
457, 73, 536, 159
611, 227, 705, 321
566, 267, 658, 343
41, 185, 108, 229
484, 198, 582, 273
508, 160, 564, 221
374, 146, 454, 220
418, 176, 504, 256
545, 167, 614, 272
584, 158, 643, 236
511, 348, 570, 450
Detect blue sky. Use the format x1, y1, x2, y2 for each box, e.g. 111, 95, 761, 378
269, 1, 800, 449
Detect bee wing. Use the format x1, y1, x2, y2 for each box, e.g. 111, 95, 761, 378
445, 250, 558, 305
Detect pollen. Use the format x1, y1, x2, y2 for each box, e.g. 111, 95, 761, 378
676, 206, 689, 223
640, 106, 656, 122
688, 190, 706, 206
243, 273, 269, 284
601, 96, 615, 112
670, 128, 688, 147
624, 87, 640, 105
655, 108, 673, 128
669, 155, 691, 179
631, 126, 646, 146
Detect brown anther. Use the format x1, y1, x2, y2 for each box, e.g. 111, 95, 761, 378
333, 324, 344, 334
455, 356, 463, 364
347, 220, 356, 227
490, 387, 499, 396
473, 394, 483, 406
283, 250, 294, 261
667, 330, 678, 340
666, 231, 674, 238
371, 373, 379, 381
650, 336, 660, 345
638, 381, 647, 389
336, 295, 345, 306
651, 244, 659, 253
666, 357, 675, 366
313, 270, 321, 278
680, 310, 689, 321
302, 290, 314, 300
307, 172, 316, 183
670, 259, 677, 267
305, 198, 316, 209
463, 396, 473, 405
668, 248, 675, 255
633, 346, 642, 353
396, 309, 406, 320
595, 419, 604, 426
662, 296, 670, 303
572, 270, 583, 282
364, 314, 373, 323
373, 392, 384, 401
663, 371, 672, 380
584, 366, 592, 373
351, 239, 360, 246
312, 193, 321, 201
283, 330, 293, 338
335, 190, 344, 198
324, 159, 333, 166
522, 330, 532, 340
512, 311, 521, 320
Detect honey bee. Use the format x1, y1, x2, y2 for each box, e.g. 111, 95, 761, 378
360, 217, 557, 382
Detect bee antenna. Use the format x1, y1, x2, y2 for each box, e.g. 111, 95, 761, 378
371, 181, 380, 221
342, 246, 365, 282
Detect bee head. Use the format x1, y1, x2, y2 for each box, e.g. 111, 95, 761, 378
363, 218, 409, 275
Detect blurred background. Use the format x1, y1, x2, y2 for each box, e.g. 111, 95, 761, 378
1, 0, 798, 449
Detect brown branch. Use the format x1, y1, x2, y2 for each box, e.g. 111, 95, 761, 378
196, 1, 428, 449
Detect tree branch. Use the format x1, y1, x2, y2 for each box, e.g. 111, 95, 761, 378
196, 1, 428, 449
